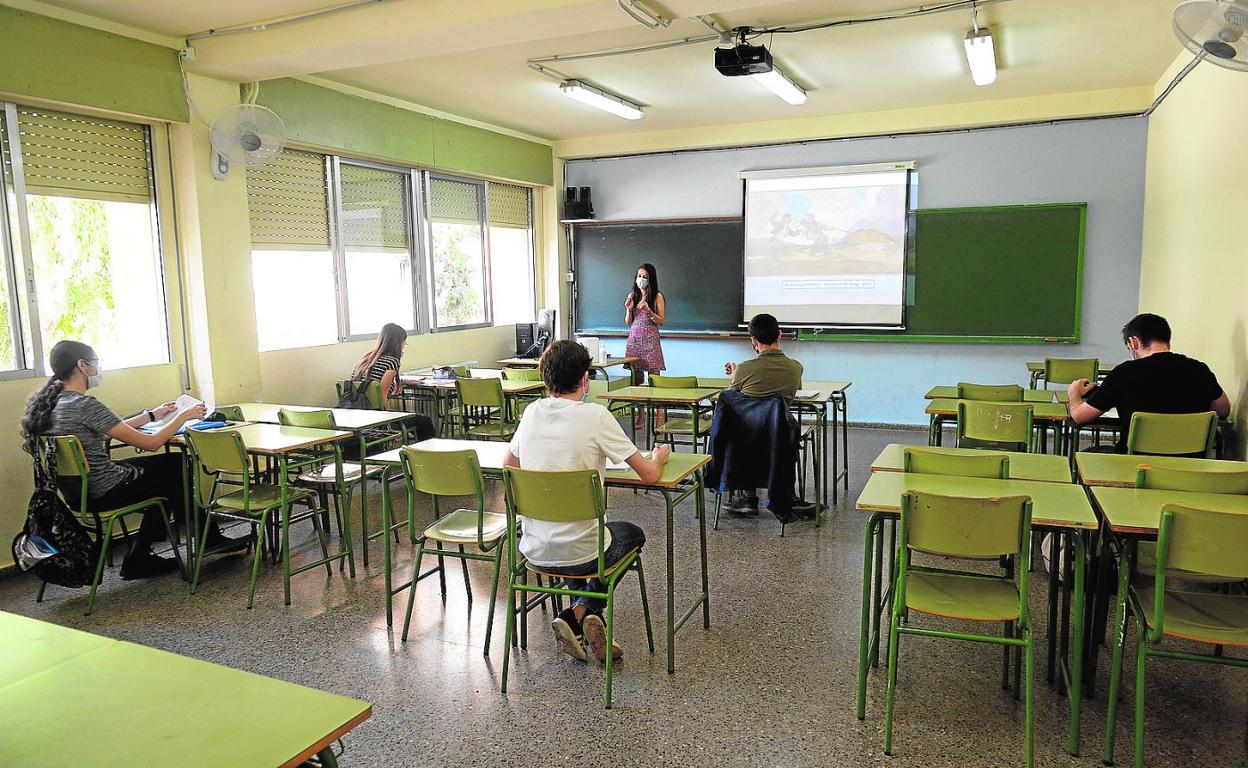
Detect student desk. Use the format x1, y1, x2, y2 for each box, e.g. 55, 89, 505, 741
600, 386, 719, 450
1026, 360, 1117, 389
399, 375, 545, 432
228, 402, 413, 567
925, 398, 1070, 453
870, 444, 1073, 483
923, 385, 1069, 403
499, 355, 639, 372
1075, 452, 1248, 488
0, 610, 371, 767
856, 472, 1097, 755
368, 439, 712, 674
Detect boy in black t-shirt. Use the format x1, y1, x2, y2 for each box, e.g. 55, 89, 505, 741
1067, 313, 1230, 453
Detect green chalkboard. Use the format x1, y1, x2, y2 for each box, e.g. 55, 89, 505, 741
572, 204, 1087, 342
572, 219, 744, 334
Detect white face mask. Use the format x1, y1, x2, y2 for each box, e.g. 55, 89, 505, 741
87, 370, 103, 389
636, 276, 649, 290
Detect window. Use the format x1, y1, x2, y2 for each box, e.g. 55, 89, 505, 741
0, 104, 170, 374
487, 182, 535, 326
247, 149, 337, 352
428, 176, 488, 330
337, 162, 415, 336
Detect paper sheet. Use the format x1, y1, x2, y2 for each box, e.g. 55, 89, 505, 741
145, 393, 210, 431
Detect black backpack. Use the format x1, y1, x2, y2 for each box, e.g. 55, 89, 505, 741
11, 440, 98, 587
336, 380, 373, 410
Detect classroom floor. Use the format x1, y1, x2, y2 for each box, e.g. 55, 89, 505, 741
2, 426, 1244, 767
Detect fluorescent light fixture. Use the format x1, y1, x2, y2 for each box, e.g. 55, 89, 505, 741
559, 79, 643, 120
964, 27, 997, 86
752, 66, 808, 105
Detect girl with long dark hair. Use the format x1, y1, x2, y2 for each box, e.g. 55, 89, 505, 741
20, 340, 245, 579
623, 262, 666, 380
350, 322, 407, 406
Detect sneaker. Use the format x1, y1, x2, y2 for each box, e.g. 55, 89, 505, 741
551, 609, 587, 662
723, 493, 759, 517
791, 498, 818, 520
580, 613, 624, 665
119, 548, 179, 581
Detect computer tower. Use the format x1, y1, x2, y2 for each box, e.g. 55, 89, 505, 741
515, 323, 537, 358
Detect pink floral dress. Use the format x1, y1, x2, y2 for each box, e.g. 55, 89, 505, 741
626, 295, 666, 374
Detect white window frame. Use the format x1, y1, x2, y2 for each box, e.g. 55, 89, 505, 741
424, 172, 493, 333
484, 182, 538, 327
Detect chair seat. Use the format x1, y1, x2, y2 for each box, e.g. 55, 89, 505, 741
467, 422, 517, 438
423, 509, 507, 545
79, 496, 169, 525
1135, 587, 1248, 647
655, 418, 711, 436
214, 484, 316, 512
527, 547, 641, 581
295, 462, 382, 485
1134, 542, 1241, 584
905, 570, 1022, 622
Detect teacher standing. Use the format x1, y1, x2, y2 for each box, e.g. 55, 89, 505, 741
624, 262, 666, 381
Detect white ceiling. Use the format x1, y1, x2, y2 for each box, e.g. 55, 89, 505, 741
38, 0, 1184, 140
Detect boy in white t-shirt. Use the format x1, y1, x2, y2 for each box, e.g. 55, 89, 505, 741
504, 340, 670, 665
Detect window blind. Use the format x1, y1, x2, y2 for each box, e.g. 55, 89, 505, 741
339, 164, 409, 250
428, 177, 481, 225
487, 183, 531, 229
246, 149, 331, 249
7, 107, 152, 203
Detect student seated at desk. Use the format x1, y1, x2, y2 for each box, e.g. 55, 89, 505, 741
1067, 313, 1231, 452
20, 340, 248, 579
503, 340, 670, 664
350, 322, 434, 439
720, 313, 807, 516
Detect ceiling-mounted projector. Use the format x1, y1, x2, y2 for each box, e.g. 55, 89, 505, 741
715, 42, 774, 76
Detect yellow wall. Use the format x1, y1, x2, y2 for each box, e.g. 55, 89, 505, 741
1139, 55, 1248, 458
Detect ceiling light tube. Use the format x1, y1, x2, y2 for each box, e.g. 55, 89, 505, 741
752, 66, 808, 105
559, 79, 644, 120
964, 27, 997, 86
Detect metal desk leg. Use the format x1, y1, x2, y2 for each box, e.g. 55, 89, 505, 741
857, 513, 882, 719
381, 466, 393, 626
1068, 530, 1086, 756
665, 487, 675, 674
1101, 536, 1133, 765
697, 470, 709, 629
839, 394, 849, 495
821, 402, 831, 514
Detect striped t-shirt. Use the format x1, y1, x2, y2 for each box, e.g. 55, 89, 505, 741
363, 354, 400, 383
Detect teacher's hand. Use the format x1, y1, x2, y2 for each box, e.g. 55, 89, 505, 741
637, 299, 650, 314
624, 293, 634, 308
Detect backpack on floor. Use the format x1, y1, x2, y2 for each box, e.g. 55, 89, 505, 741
12, 440, 98, 587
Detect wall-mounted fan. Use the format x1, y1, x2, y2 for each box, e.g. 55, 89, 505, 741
1173, 0, 1248, 71
208, 104, 286, 180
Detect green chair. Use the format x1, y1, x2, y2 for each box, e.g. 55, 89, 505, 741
902, 447, 1009, 479
649, 374, 711, 451
1126, 411, 1218, 458
957, 382, 1024, 402
1131, 464, 1248, 582
500, 467, 654, 709
37, 436, 184, 616
956, 401, 1035, 452
215, 404, 244, 421
185, 429, 324, 609
455, 378, 516, 441
1042, 358, 1098, 387
884, 491, 1035, 766
503, 367, 543, 419
1102, 504, 1248, 767
337, 379, 384, 410
398, 448, 507, 654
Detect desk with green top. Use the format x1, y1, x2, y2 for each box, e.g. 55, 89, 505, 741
855, 471, 1097, 755
366, 439, 711, 674
1027, 360, 1117, 388
398, 375, 545, 432
0, 610, 371, 767
924, 385, 1069, 403
925, 398, 1070, 452
1076, 452, 1248, 488
870, 444, 1072, 483
499, 355, 638, 372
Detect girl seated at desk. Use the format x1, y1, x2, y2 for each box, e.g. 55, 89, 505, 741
349, 323, 434, 439
20, 340, 247, 579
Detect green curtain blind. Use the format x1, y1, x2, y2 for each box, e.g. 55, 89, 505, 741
246, 148, 330, 249
487, 182, 531, 229
6, 107, 152, 203
339, 164, 409, 250
428, 177, 481, 225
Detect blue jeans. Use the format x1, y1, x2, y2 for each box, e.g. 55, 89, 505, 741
539, 521, 646, 615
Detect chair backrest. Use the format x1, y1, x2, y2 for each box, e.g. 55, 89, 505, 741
278, 408, 337, 429
1043, 358, 1098, 386
956, 401, 1034, 452
52, 435, 88, 478
956, 382, 1023, 402
649, 374, 698, 389
457, 377, 505, 408
215, 405, 244, 421
1157, 504, 1248, 583
1127, 411, 1218, 457
185, 429, 250, 475
452, 365, 471, 379
902, 447, 1009, 479
400, 447, 483, 497
903, 491, 1032, 560
337, 380, 383, 409
504, 467, 603, 523
1134, 464, 1248, 495
503, 367, 542, 381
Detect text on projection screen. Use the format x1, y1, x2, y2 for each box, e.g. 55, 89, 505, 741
743, 169, 908, 327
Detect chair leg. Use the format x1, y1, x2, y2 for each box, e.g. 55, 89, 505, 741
604, 586, 615, 709
635, 556, 655, 653
882, 609, 902, 755
246, 511, 272, 609
311, 507, 331, 576
1024, 630, 1034, 768
401, 542, 427, 642
1133, 628, 1147, 768
713, 493, 722, 530
500, 567, 518, 694
36, 581, 47, 603
482, 542, 505, 656
155, 501, 187, 580
458, 544, 472, 603
434, 542, 448, 601
190, 512, 215, 595
85, 517, 120, 616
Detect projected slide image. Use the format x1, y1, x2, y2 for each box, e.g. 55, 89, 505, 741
743, 168, 910, 326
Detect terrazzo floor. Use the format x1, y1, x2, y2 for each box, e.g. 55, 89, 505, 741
2, 426, 1244, 767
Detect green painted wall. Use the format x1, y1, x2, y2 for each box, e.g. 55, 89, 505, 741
257, 78, 552, 186
0, 6, 187, 122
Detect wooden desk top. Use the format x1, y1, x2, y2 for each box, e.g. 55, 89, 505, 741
601, 386, 720, 405
857, 471, 1097, 530
924, 386, 1067, 403
229, 402, 409, 431
499, 356, 639, 369
925, 398, 1069, 422
1075, 452, 1248, 488
1090, 485, 1248, 536
870, 444, 1072, 483
690, 377, 851, 401
604, 451, 711, 488
399, 376, 545, 394
0, 610, 371, 768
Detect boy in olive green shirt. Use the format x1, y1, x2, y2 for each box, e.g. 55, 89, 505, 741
721, 313, 807, 516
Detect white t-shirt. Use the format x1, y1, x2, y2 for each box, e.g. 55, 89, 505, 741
508, 397, 639, 567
